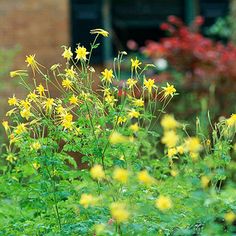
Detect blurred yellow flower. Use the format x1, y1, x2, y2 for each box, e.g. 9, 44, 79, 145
201, 176, 210, 188
161, 114, 179, 130
36, 84, 46, 97
128, 109, 140, 118
79, 193, 97, 208
15, 123, 27, 135
43, 98, 55, 112
65, 66, 76, 78
131, 58, 141, 70
109, 132, 129, 144
144, 78, 156, 93
6, 154, 17, 163
184, 137, 202, 153
20, 108, 31, 120
69, 94, 79, 105
90, 164, 105, 180
113, 167, 129, 184
8, 95, 18, 106
2, 121, 9, 131
133, 98, 144, 107
137, 170, 155, 185
161, 130, 179, 148
110, 202, 130, 223
126, 78, 137, 89
62, 78, 73, 90
155, 196, 172, 211
31, 141, 41, 151
90, 28, 109, 37
224, 211, 236, 224
129, 123, 139, 132
226, 114, 236, 128
62, 46, 73, 60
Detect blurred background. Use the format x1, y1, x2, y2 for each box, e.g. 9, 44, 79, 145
0, 0, 236, 136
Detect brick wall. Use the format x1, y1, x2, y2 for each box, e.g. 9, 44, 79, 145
0, 0, 70, 68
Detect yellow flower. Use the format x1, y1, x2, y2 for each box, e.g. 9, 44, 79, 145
170, 169, 179, 177
176, 145, 184, 155
109, 132, 129, 144
61, 113, 74, 130
131, 58, 141, 70
224, 211, 236, 224
90, 28, 109, 37
8, 95, 18, 106
62, 78, 73, 90
113, 167, 129, 184
129, 123, 139, 132
110, 202, 130, 223
201, 176, 210, 188
133, 98, 144, 107
2, 121, 9, 131
62, 46, 73, 60
104, 94, 117, 107
184, 137, 202, 153
137, 170, 155, 185
33, 162, 41, 170
50, 63, 61, 71
101, 69, 114, 83
162, 83, 176, 97
27, 91, 38, 101
167, 148, 177, 158
10, 70, 27, 78
161, 130, 179, 148
31, 141, 41, 151
161, 114, 179, 130
226, 114, 236, 127
79, 193, 97, 208
15, 123, 26, 135
69, 94, 79, 105
56, 105, 66, 115
155, 196, 172, 211
6, 108, 17, 117
90, 164, 105, 180
76, 46, 89, 61
126, 78, 137, 89
36, 84, 46, 97
65, 66, 76, 78
43, 98, 55, 112
144, 78, 156, 93
128, 109, 140, 118
20, 108, 31, 120
6, 154, 17, 163
25, 54, 40, 75
117, 116, 127, 125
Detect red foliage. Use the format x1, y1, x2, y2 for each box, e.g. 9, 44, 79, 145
143, 16, 236, 87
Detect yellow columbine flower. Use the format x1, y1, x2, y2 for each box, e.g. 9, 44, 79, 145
61, 113, 73, 130
226, 114, 236, 128
79, 193, 97, 208
117, 116, 127, 125
184, 137, 202, 153
65, 66, 76, 78
133, 98, 144, 107
8, 95, 18, 106
15, 123, 27, 135
110, 202, 130, 223
176, 145, 184, 155
43, 98, 55, 112
27, 91, 38, 101
161, 114, 179, 130
94, 224, 105, 235
101, 68, 114, 83
76, 46, 89, 61
62, 78, 73, 90
36, 84, 46, 97
201, 176, 210, 188
31, 141, 41, 151
25, 54, 40, 75
104, 94, 117, 107
62, 46, 73, 60
2, 121, 9, 131
69, 94, 79, 105
126, 78, 137, 89
162, 83, 176, 97
224, 211, 236, 224
161, 130, 179, 148
167, 148, 177, 158
131, 58, 141, 70
137, 170, 155, 185
6, 154, 17, 163
90, 28, 109, 37
20, 108, 31, 120
10, 70, 28, 78
144, 78, 156, 93
128, 109, 140, 118
109, 132, 129, 144
20, 100, 31, 110
155, 196, 172, 211
90, 164, 105, 180
129, 123, 139, 132
113, 167, 129, 184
